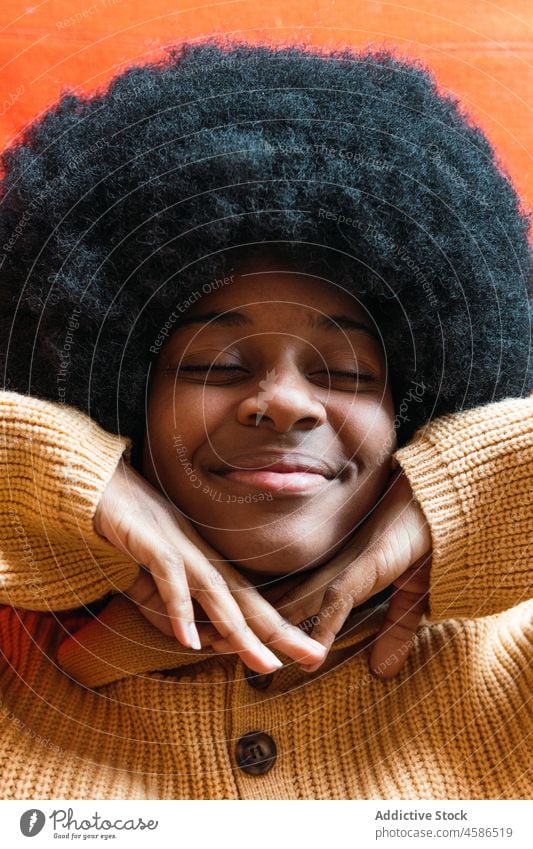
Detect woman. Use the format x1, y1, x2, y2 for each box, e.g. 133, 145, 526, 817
0, 39, 531, 799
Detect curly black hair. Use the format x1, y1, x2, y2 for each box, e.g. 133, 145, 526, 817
0, 37, 531, 468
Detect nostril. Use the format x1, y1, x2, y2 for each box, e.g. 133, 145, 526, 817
252, 412, 272, 426
298, 417, 321, 429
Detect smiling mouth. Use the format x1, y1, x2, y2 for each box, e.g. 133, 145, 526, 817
210, 465, 336, 495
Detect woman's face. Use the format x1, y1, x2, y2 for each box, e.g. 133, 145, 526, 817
142, 267, 397, 577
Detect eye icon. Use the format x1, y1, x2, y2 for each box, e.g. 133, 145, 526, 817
20, 809, 46, 837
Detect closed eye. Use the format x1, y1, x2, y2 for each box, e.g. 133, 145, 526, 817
177, 364, 244, 372
168, 364, 376, 388
312, 370, 374, 381
165, 363, 248, 384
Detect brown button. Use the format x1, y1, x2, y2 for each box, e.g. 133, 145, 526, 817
235, 731, 277, 775
244, 666, 274, 691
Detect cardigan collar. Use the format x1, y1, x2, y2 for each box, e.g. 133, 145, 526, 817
56, 587, 394, 689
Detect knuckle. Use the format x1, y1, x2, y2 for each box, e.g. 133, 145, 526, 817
263, 617, 292, 645
127, 581, 152, 606
222, 621, 253, 643
275, 599, 301, 620
168, 595, 192, 613
311, 621, 336, 646
347, 550, 381, 594
204, 566, 227, 588
397, 587, 424, 603
152, 546, 185, 575
322, 581, 343, 605
383, 617, 413, 641
372, 550, 390, 584
295, 615, 316, 635
322, 581, 351, 611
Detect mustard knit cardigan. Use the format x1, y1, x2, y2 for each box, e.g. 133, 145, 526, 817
0, 391, 531, 799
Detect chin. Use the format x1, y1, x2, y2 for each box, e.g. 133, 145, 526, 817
198, 527, 346, 576
234, 560, 318, 579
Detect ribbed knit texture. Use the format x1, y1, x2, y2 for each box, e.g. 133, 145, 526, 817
0, 392, 138, 609
0, 391, 531, 799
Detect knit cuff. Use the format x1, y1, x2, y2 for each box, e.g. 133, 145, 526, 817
393, 396, 533, 622
0, 392, 139, 611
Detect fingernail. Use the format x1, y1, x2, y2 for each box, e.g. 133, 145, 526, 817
187, 622, 202, 650
294, 628, 325, 652
259, 645, 283, 668
292, 630, 326, 653
309, 638, 327, 654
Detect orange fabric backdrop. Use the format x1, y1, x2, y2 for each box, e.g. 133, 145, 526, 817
0, 0, 531, 212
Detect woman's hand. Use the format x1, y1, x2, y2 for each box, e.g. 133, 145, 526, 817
273, 468, 432, 678
93, 458, 327, 674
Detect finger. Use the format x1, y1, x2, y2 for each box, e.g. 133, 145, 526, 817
132, 492, 325, 667
274, 563, 347, 627
278, 560, 389, 676
277, 469, 430, 629
177, 526, 328, 665
127, 510, 325, 668
221, 575, 328, 666
368, 585, 428, 679
274, 527, 382, 627
188, 566, 287, 673
291, 545, 394, 672
297, 581, 355, 670
143, 549, 201, 649
392, 556, 432, 594
129, 576, 228, 653
128, 510, 290, 669
127, 531, 316, 669
126, 568, 177, 637
197, 583, 327, 667
125, 566, 152, 604
116, 506, 204, 650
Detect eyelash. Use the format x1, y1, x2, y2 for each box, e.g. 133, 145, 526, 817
171, 364, 375, 383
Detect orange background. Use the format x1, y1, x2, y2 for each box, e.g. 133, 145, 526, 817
0, 0, 531, 211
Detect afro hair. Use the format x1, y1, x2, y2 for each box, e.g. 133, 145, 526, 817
0, 37, 531, 467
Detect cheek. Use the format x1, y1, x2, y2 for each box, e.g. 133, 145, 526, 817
179, 386, 234, 437
143, 383, 229, 481
335, 392, 397, 466
364, 400, 397, 458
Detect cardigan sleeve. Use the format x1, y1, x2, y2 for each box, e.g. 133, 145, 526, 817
0, 391, 139, 611
393, 396, 533, 623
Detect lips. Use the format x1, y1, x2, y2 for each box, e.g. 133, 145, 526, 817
207, 452, 341, 495
210, 452, 339, 479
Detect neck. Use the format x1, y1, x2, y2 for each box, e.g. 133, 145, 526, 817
235, 563, 321, 605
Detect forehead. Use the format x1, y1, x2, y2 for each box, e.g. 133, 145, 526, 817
186, 268, 369, 323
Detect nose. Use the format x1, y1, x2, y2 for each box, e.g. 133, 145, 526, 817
236, 362, 327, 432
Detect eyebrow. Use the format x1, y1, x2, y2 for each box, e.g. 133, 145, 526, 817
175, 310, 380, 341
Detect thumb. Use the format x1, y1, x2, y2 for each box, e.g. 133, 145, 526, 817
368, 556, 431, 679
